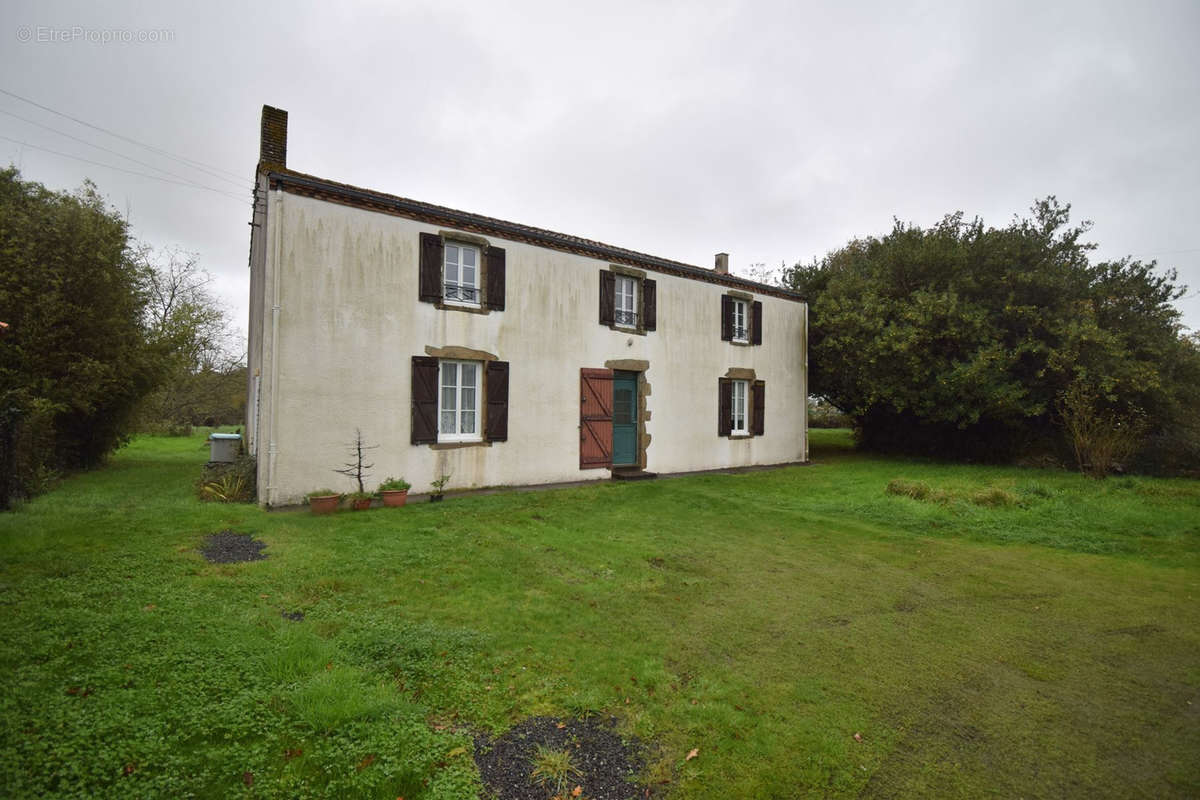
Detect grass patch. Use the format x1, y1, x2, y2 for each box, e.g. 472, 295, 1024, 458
0, 429, 1197, 797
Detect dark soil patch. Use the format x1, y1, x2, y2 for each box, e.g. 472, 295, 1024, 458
200, 531, 267, 563
280, 610, 304, 622
473, 716, 649, 800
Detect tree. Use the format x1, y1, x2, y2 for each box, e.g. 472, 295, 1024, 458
134, 246, 245, 429
785, 197, 1196, 466
0, 168, 164, 506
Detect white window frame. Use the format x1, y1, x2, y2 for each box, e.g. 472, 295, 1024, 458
731, 299, 748, 343
443, 242, 481, 308
438, 359, 482, 442
614, 274, 638, 329
731, 379, 748, 434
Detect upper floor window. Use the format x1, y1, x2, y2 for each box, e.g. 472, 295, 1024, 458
418, 232, 506, 312
721, 295, 762, 345
443, 243, 480, 306
599, 269, 656, 333
731, 299, 748, 342
615, 275, 638, 328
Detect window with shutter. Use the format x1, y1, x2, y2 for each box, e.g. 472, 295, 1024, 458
717, 378, 732, 436
642, 279, 656, 331
599, 269, 656, 334
599, 271, 616, 326
485, 247, 506, 311
752, 380, 765, 436
411, 356, 439, 444
485, 361, 509, 442
418, 233, 443, 304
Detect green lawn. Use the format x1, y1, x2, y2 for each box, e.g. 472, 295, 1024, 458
1, 429, 1198, 798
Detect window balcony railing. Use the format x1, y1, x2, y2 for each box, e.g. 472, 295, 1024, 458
732, 325, 747, 340
444, 283, 479, 303
615, 309, 638, 327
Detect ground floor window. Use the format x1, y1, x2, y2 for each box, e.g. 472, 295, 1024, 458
731, 379, 748, 434
439, 360, 480, 441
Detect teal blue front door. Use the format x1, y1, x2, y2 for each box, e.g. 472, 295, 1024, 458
612, 372, 638, 466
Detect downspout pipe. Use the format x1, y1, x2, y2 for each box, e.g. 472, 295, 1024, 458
266, 189, 283, 505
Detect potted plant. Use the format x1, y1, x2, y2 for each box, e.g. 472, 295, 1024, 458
429, 473, 451, 503
347, 490, 374, 511
306, 489, 341, 514
378, 477, 411, 507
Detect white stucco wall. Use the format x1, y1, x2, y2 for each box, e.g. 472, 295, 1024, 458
252, 189, 807, 505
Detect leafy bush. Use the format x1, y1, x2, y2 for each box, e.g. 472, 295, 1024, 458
786, 197, 1195, 465
1057, 383, 1146, 478
378, 476, 411, 491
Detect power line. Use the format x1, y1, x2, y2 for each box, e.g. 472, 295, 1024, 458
0, 134, 248, 202
1129, 247, 1200, 258
0, 108, 252, 193
0, 86, 248, 188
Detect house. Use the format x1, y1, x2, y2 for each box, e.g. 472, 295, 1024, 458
246, 106, 808, 505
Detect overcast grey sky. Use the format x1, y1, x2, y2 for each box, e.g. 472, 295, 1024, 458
3, 0, 1198, 343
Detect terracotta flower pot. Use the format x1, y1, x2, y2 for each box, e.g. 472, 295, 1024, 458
309, 495, 340, 514
351, 497, 372, 511
380, 489, 409, 507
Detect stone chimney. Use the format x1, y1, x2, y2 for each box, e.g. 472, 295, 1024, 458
714, 253, 729, 275
259, 105, 288, 169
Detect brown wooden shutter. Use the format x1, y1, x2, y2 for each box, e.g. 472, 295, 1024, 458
419, 233, 443, 304
599, 271, 615, 326
751, 301, 763, 345
718, 378, 732, 436
485, 361, 509, 442
720, 295, 733, 341
642, 278, 656, 331
485, 247, 506, 311
580, 368, 613, 469
752, 380, 765, 436
411, 356, 439, 444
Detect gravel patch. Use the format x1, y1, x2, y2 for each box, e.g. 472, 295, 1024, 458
473, 716, 649, 800
200, 530, 267, 563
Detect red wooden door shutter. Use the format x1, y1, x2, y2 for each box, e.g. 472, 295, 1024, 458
580, 368, 613, 469
717, 378, 732, 436
752, 380, 765, 436
485, 247, 506, 311
411, 356, 439, 444
720, 295, 733, 341
485, 361, 509, 441
599, 271, 615, 326
751, 301, 763, 345
642, 278, 657, 331
418, 233, 443, 304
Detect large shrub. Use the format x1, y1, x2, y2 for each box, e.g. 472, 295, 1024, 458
786, 198, 1198, 471
0, 169, 164, 507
